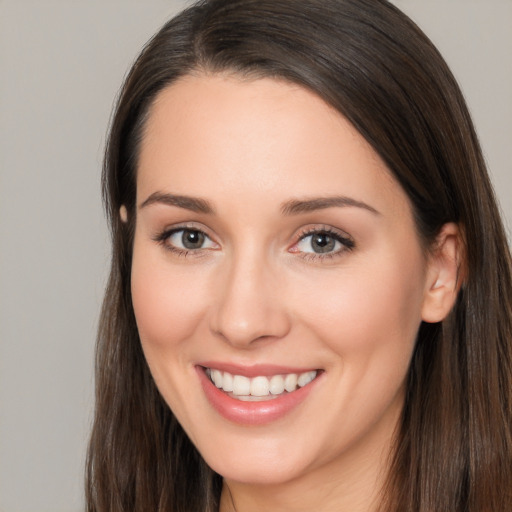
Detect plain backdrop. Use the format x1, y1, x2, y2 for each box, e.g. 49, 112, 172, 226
0, 1, 510, 511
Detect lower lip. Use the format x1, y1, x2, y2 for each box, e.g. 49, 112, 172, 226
196, 367, 321, 425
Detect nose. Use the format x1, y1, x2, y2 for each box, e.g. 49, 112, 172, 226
209, 252, 291, 348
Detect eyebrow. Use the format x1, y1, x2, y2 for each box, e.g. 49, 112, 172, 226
281, 196, 380, 216
139, 192, 214, 214
139, 191, 379, 217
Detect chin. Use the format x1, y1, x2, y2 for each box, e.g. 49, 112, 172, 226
208, 456, 305, 486
195, 431, 317, 486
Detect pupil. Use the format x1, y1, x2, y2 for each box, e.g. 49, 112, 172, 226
182, 230, 204, 249
312, 233, 335, 253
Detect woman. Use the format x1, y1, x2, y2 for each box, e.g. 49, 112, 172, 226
86, 0, 512, 510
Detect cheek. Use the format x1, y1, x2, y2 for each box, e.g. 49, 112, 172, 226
287, 255, 426, 452
130, 248, 209, 355
295, 253, 426, 362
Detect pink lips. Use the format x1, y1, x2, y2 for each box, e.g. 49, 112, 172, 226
196, 364, 321, 425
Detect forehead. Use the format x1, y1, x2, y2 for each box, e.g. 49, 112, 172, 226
136, 73, 407, 218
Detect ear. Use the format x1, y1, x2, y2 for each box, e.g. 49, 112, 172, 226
421, 223, 464, 323
120, 205, 128, 223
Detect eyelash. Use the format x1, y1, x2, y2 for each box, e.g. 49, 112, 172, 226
153, 225, 216, 258
153, 225, 355, 260
292, 226, 355, 262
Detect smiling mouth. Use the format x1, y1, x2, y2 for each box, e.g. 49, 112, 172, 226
204, 367, 319, 401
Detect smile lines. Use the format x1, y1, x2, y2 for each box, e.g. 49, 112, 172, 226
205, 368, 318, 401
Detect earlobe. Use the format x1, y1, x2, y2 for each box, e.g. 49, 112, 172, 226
120, 205, 128, 223
421, 223, 464, 323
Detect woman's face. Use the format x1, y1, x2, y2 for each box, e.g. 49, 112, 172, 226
131, 74, 437, 487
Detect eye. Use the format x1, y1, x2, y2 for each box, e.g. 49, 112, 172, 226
158, 228, 218, 253
293, 228, 354, 256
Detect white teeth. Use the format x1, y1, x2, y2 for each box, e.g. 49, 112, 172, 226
284, 373, 298, 392
222, 372, 233, 392
269, 375, 285, 395
235, 395, 272, 402
298, 370, 317, 387
251, 376, 270, 397
212, 369, 223, 388
232, 375, 251, 396
206, 368, 318, 399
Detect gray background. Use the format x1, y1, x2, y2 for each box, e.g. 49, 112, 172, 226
0, 1, 510, 511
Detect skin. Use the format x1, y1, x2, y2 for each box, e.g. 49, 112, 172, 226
130, 74, 460, 512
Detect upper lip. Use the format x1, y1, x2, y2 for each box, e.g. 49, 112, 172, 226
198, 361, 320, 378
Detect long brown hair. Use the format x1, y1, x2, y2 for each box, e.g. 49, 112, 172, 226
86, 1, 512, 510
